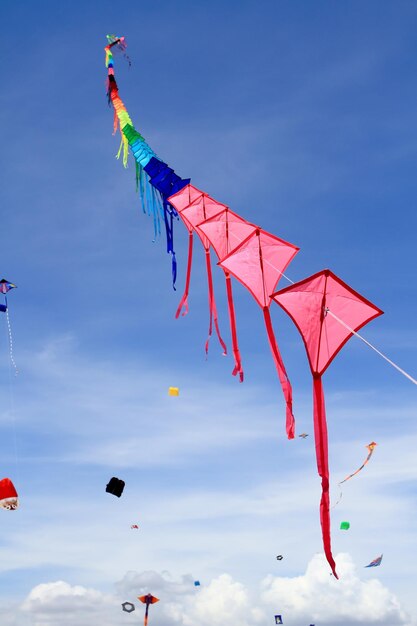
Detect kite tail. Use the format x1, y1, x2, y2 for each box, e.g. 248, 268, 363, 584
263, 307, 295, 439
175, 232, 193, 318
144, 606, 149, 626
5, 305, 18, 376
225, 272, 244, 382
205, 250, 227, 356
313, 375, 338, 579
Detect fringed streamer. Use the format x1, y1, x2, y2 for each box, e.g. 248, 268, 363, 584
175, 232, 193, 318
150, 185, 162, 238
139, 165, 146, 213
163, 206, 177, 288
171, 251, 177, 289
135, 160, 140, 193
225, 272, 244, 382
205, 250, 227, 356
116, 134, 129, 167
5, 304, 18, 376
313, 375, 338, 578
262, 306, 295, 439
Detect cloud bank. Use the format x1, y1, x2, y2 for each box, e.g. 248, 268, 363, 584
12, 554, 415, 626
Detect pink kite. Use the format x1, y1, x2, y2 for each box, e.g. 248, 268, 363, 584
272, 269, 383, 577
219, 228, 299, 438
198, 207, 257, 381
168, 185, 227, 355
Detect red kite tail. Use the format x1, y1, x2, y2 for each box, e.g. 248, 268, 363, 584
225, 273, 244, 381
263, 307, 295, 439
205, 250, 227, 356
175, 231, 193, 318
313, 375, 338, 578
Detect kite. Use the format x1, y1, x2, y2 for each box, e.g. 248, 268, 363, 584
168, 387, 179, 396
276, 555, 283, 560
168, 186, 229, 357
138, 594, 159, 626
105, 36, 189, 287
299, 433, 308, 439
365, 554, 383, 568
272, 269, 383, 577
131, 524, 139, 529
340, 521, 350, 530
274, 616, 283, 624
104, 38, 417, 581
0, 279, 18, 373
0, 478, 18, 510
219, 228, 299, 438
341, 441, 377, 484
333, 441, 378, 508
197, 206, 259, 380
106, 477, 125, 497
194, 580, 200, 586
122, 602, 135, 613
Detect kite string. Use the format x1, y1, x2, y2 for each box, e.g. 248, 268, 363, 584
4, 312, 20, 482
325, 308, 417, 386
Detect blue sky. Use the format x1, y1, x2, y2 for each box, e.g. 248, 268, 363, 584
0, 1, 416, 624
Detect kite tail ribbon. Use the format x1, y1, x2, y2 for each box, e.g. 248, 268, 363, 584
225, 272, 244, 382
313, 375, 338, 578
175, 231, 193, 318
205, 250, 227, 356
144, 604, 149, 626
263, 306, 295, 439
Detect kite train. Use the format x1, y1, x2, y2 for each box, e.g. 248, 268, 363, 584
104, 36, 416, 578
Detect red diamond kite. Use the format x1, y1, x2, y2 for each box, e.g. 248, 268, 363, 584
272, 269, 383, 577
168, 185, 227, 355
198, 207, 257, 381
219, 228, 299, 438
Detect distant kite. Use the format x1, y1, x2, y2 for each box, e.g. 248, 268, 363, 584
106, 477, 125, 497
0, 478, 18, 510
276, 555, 283, 560
131, 524, 139, 529
194, 580, 200, 586
298, 433, 308, 439
333, 442, 377, 508
274, 616, 283, 624
138, 594, 159, 626
121, 602, 135, 613
0, 279, 18, 373
365, 554, 383, 568
340, 442, 377, 484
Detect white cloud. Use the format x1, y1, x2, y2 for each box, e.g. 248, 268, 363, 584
21, 581, 119, 626
261, 554, 413, 626
13, 558, 415, 626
